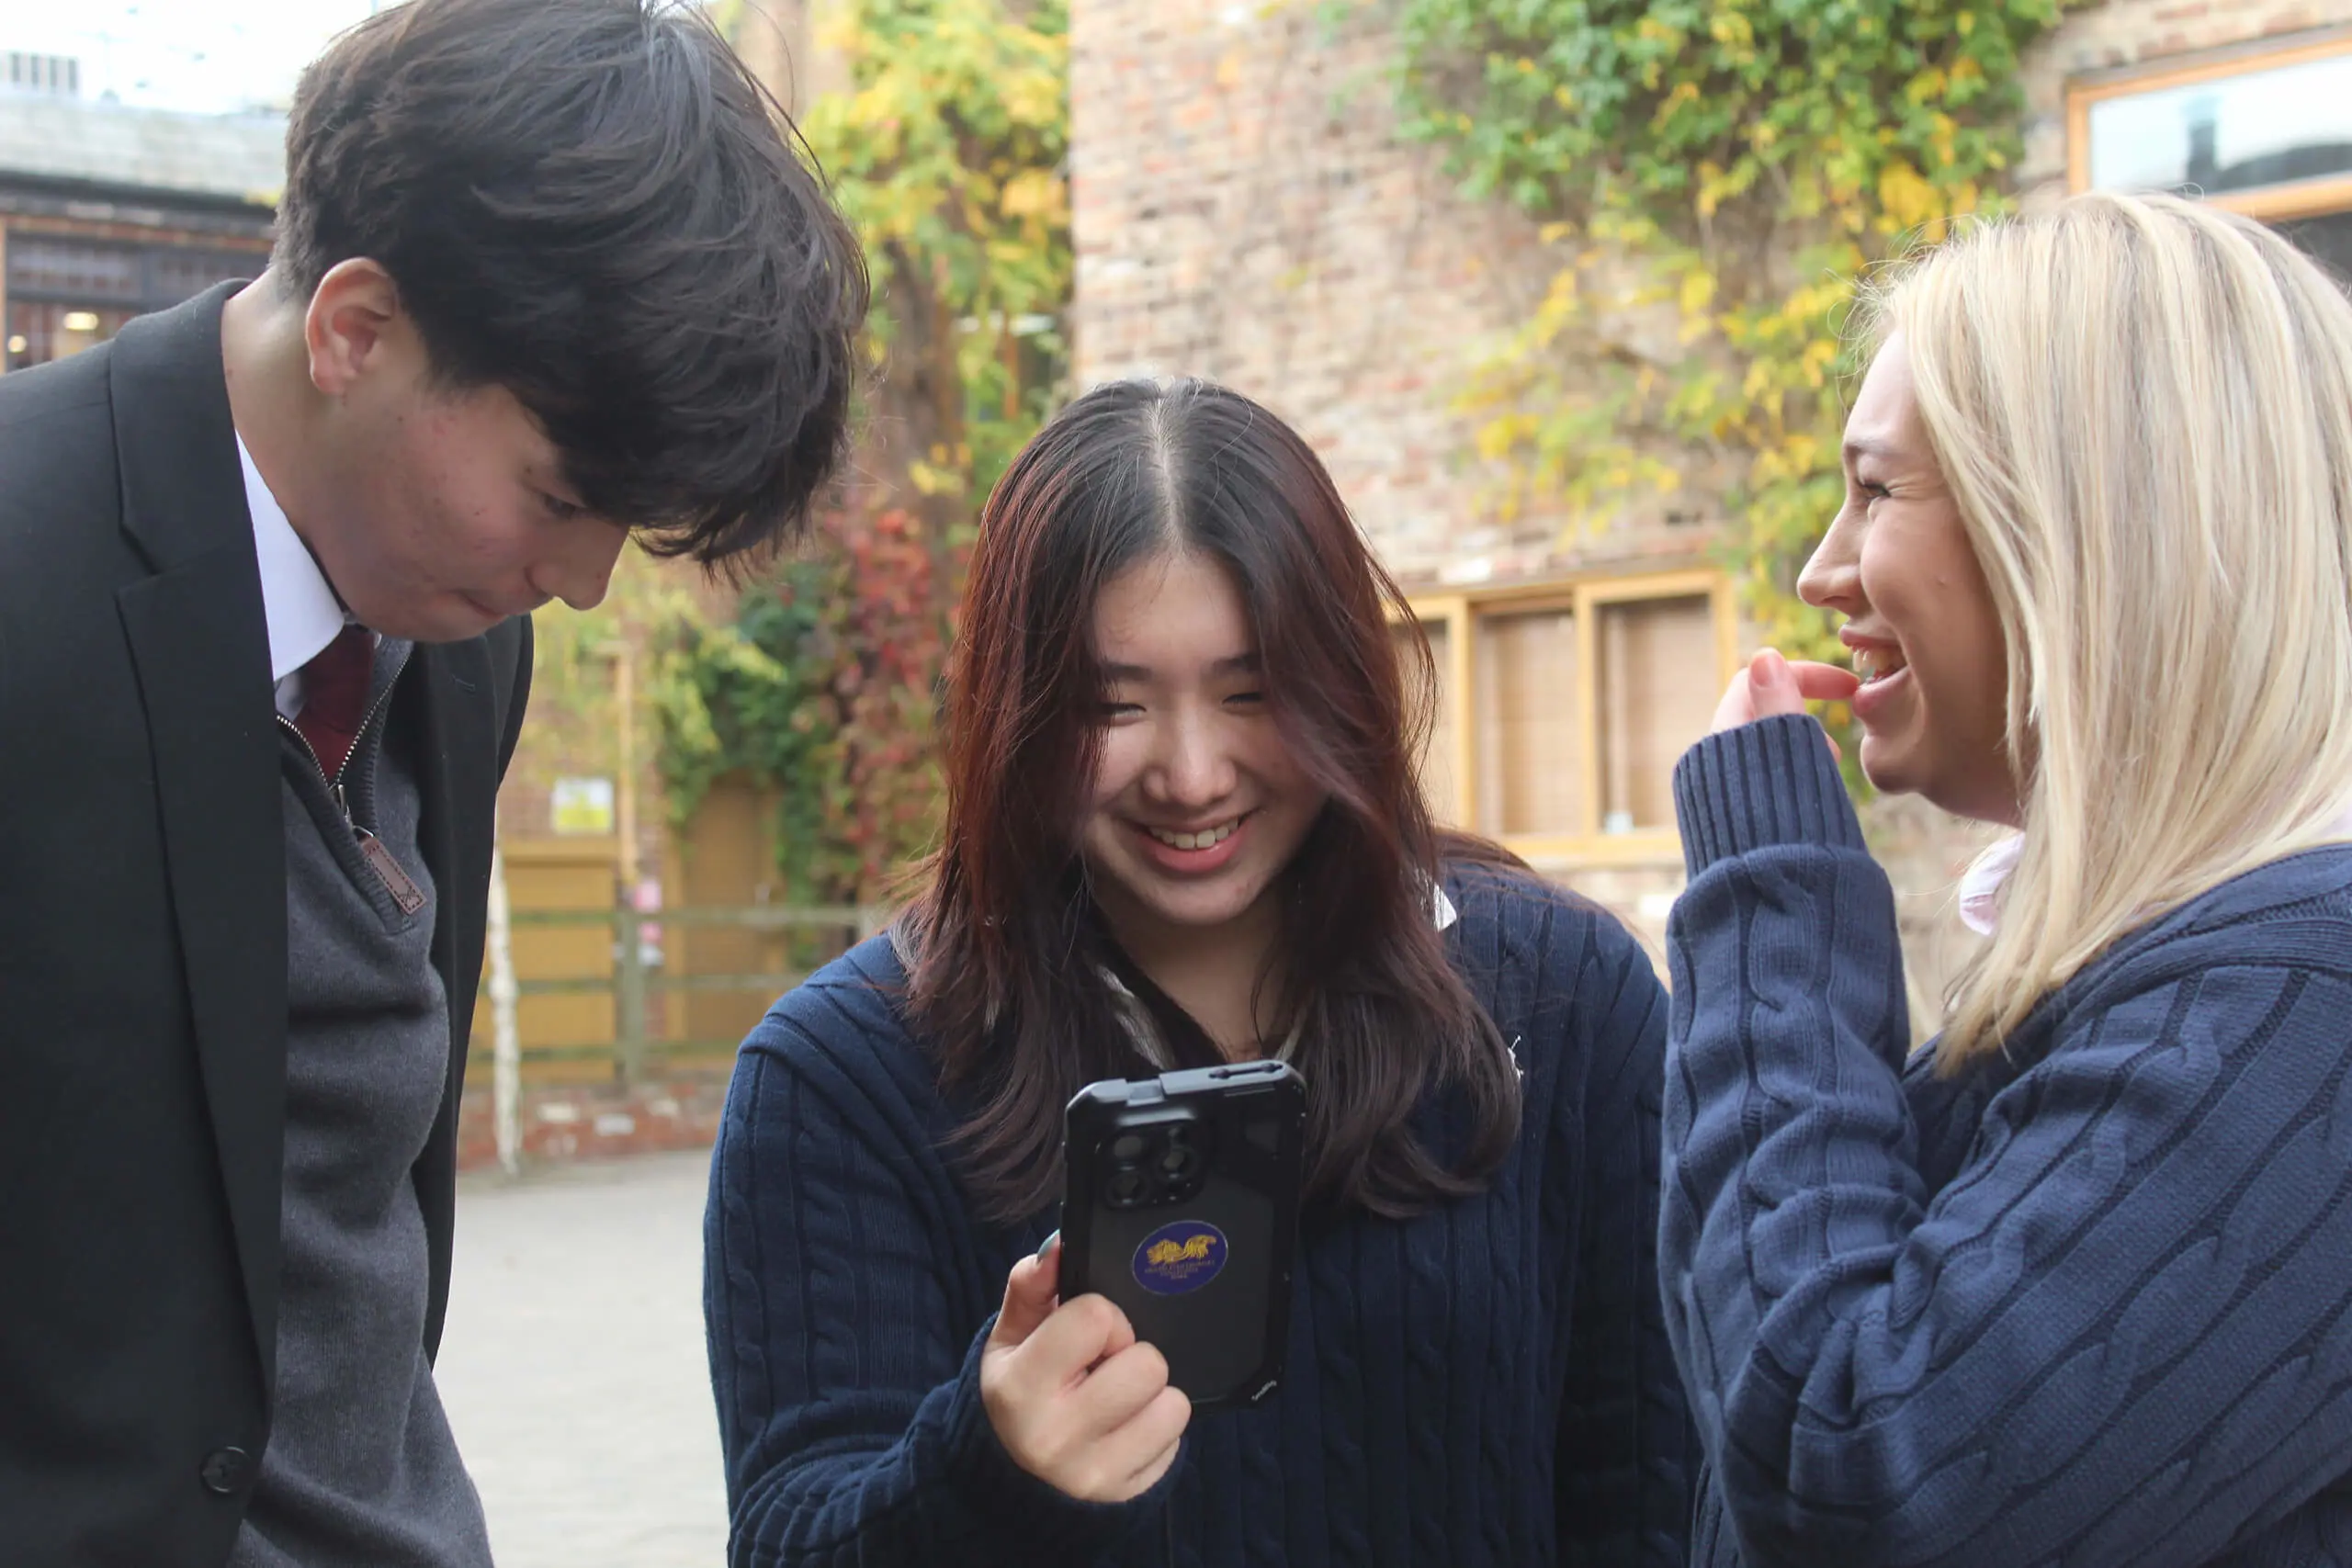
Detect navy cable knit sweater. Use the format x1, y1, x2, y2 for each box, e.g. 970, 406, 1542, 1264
1665, 715, 2352, 1567
704, 864, 1693, 1566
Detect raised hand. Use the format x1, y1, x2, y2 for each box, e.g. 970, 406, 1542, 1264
1710, 648, 1860, 754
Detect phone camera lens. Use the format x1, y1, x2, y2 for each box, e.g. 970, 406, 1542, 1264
1112, 1134, 1147, 1165
1108, 1168, 1148, 1206
1159, 1145, 1201, 1182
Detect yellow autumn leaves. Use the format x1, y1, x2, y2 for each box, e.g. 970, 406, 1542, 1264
1396, 0, 2065, 709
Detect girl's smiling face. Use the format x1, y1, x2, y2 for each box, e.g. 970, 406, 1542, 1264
1798, 333, 2018, 825
1078, 551, 1328, 950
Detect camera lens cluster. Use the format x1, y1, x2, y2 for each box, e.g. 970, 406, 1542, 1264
1101, 1120, 1210, 1209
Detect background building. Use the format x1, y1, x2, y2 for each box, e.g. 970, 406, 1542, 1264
0, 55, 280, 371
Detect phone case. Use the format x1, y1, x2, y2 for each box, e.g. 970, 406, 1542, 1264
1059, 1060, 1306, 1412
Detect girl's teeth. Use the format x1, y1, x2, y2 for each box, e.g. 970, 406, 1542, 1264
1149, 820, 1238, 852
1855, 649, 1907, 684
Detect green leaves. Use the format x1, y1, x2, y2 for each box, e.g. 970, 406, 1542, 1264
1393, 0, 2066, 776
655, 0, 1071, 897
653, 509, 957, 905
1398, 0, 2056, 228
800, 0, 1072, 507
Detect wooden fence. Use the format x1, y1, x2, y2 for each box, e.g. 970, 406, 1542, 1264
474, 899, 883, 1086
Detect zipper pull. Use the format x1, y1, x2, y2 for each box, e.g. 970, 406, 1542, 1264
332, 779, 351, 823
356, 828, 429, 917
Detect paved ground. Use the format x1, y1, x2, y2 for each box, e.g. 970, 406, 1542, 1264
437, 1151, 730, 1568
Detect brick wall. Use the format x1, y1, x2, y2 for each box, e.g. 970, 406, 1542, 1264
729, 0, 851, 121
1069, 0, 1710, 588
1069, 0, 2352, 571
456, 1076, 730, 1171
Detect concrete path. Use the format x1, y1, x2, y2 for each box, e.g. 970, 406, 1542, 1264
436, 1151, 730, 1568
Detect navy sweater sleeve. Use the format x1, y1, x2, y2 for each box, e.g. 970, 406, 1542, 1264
1539, 902, 1692, 1566
704, 975, 1163, 1567
1661, 715, 2352, 1567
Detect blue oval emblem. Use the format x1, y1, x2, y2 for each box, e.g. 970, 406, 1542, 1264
1131, 1220, 1228, 1296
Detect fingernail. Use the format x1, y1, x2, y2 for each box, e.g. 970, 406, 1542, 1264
1758, 649, 1788, 682
1035, 1229, 1060, 1260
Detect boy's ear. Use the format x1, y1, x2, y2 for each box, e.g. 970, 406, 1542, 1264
304, 257, 409, 399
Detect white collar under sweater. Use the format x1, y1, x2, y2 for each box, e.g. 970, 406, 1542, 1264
1112, 884, 1460, 1070
1957, 807, 2352, 936
889, 883, 1461, 1070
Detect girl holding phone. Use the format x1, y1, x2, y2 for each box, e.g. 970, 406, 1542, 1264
1664, 192, 2352, 1565
705, 379, 1692, 1564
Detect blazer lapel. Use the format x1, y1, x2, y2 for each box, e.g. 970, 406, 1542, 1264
410, 637, 496, 1359
108, 285, 288, 1392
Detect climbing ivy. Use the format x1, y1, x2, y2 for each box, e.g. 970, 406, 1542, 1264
800, 0, 1072, 511
641, 0, 1069, 897
510, 548, 706, 834
652, 507, 956, 905
1387, 0, 2068, 755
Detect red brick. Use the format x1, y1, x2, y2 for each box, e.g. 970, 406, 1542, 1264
455, 1077, 729, 1172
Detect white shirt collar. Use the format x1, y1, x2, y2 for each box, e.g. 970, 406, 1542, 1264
1955, 834, 2024, 937
1112, 882, 1460, 1070
893, 882, 1465, 1070
237, 432, 345, 684
1958, 804, 2352, 936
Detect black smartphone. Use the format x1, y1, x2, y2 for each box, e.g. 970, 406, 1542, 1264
1058, 1059, 1306, 1412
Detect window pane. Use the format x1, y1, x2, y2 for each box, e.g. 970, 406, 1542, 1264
144, 247, 262, 309
1394, 620, 1459, 827
1595, 595, 1715, 832
6, 237, 258, 312
1476, 606, 1581, 836
6, 237, 141, 304
2086, 51, 2352, 198
6, 299, 135, 368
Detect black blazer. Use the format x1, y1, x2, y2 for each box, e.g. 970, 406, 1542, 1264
0, 286, 531, 1565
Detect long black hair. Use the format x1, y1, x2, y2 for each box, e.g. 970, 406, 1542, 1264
276, 0, 867, 566
901, 379, 1522, 1223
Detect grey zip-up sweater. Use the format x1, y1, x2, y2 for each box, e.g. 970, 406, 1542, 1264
230, 639, 492, 1568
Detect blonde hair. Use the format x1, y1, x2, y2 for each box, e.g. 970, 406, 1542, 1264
1859, 192, 2352, 1068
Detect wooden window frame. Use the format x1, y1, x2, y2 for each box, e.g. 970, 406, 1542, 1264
1396, 567, 1737, 869
2066, 28, 2352, 223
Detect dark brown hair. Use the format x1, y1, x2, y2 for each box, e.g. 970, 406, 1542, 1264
276, 0, 867, 567
901, 379, 1521, 1223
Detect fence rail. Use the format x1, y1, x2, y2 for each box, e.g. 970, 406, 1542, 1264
486, 903, 886, 1082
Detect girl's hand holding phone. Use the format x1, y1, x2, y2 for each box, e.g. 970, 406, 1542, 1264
978, 1238, 1192, 1503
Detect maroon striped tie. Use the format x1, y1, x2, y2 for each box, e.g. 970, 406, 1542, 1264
294, 624, 373, 782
